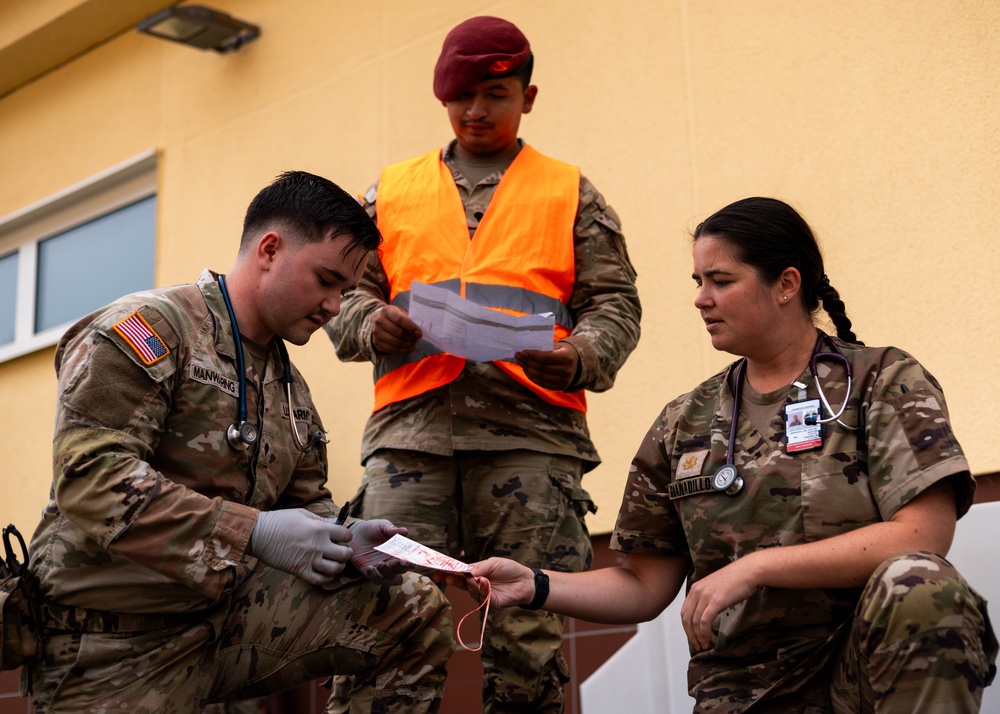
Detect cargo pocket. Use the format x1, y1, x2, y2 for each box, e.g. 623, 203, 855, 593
1, 575, 39, 670
545, 466, 596, 571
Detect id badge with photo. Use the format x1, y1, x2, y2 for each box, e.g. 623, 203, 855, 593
784, 398, 823, 453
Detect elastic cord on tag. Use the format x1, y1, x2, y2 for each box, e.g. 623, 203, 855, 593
456, 578, 492, 652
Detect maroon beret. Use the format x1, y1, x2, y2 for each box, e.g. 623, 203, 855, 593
433, 16, 531, 102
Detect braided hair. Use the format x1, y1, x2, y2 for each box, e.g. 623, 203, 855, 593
694, 197, 862, 345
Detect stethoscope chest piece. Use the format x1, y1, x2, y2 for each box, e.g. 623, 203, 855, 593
712, 464, 743, 496
228, 421, 259, 450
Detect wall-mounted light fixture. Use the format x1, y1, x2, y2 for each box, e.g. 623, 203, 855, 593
136, 5, 260, 53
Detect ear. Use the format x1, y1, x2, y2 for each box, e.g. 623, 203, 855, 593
255, 231, 283, 272
522, 85, 538, 114
777, 267, 802, 304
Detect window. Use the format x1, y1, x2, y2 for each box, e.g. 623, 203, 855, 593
0, 251, 16, 345
0, 152, 156, 362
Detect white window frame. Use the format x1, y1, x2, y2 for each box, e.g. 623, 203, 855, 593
0, 151, 157, 364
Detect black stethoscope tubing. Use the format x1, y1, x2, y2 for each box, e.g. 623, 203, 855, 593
218, 274, 259, 450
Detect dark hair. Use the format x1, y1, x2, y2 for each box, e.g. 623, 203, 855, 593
694, 197, 862, 344
240, 171, 381, 254
507, 53, 534, 89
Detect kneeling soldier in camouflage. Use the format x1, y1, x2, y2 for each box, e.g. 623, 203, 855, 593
22, 171, 454, 713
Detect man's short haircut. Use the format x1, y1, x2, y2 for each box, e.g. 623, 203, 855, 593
240, 171, 381, 254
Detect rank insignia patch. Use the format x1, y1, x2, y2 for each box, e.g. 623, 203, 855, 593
676, 449, 709, 479
113, 312, 169, 365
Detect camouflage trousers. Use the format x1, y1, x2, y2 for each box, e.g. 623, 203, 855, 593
744, 552, 998, 714
28, 563, 454, 713
329, 449, 595, 714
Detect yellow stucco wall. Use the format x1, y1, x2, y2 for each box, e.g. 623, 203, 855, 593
1, 0, 998, 534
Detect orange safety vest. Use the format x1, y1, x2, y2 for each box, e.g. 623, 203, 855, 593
372, 145, 585, 414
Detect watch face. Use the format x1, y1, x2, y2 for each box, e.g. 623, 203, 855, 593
713, 464, 738, 491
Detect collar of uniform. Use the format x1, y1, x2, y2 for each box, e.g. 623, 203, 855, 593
198, 269, 287, 385
197, 269, 238, 362
441, 138, 524, 188
441, 137, 525, 161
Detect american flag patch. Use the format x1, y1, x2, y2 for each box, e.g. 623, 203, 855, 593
113, 312, 170, 365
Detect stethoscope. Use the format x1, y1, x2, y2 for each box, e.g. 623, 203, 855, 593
217, 274, 327, 453
712, 332, 853, 496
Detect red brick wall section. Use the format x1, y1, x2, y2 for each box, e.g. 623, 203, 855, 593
0, 669, 29, 714
973, 472, 1000, 504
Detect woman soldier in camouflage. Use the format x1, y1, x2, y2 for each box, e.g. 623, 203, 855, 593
446, 197, 997, 713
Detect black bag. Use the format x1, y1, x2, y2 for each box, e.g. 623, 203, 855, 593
1, 525, 40, 669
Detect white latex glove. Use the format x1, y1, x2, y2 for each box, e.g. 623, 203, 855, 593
349, 519, 409, 584
249, 508, 353, 586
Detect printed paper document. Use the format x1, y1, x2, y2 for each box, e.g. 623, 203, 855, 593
408, 281, 554, 362
374, 534, 472, 573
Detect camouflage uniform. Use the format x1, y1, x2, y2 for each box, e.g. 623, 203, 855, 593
326, 140, 641, 713
26, 270, 454, 712
613, 336, 997, 713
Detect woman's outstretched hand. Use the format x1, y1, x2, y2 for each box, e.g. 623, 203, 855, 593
436, 556, 537, 609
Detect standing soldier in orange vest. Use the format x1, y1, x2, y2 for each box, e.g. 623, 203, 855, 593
325, 16, 641, 713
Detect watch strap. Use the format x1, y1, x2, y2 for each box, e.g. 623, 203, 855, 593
524, 568, 549, 610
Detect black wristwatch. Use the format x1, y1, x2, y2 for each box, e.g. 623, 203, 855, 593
523, 568, 549, 610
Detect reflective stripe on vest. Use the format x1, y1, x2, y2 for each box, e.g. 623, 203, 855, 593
373, 145, 584, 413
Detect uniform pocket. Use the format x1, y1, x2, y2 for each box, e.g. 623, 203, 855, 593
546, 467, 597, 520
800, 451, 878, 542
0, 575, 39, 669
544, 465, 596, 571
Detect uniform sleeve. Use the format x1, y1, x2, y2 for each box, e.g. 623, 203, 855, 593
864, 352, 974, 520
52, 310, 257, 601
324, 180, 391, 364
561, 175, 642, 393
611, 403, 690, 557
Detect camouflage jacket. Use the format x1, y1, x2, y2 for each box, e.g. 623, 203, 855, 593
325, 141, 641, 469
29, 270, 336, 613
612, 336, 975, 710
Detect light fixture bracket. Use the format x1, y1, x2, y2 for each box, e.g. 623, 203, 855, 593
136, 5, 260, 53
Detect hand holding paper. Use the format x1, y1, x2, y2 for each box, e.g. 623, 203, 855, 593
514, 342, 580, 391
